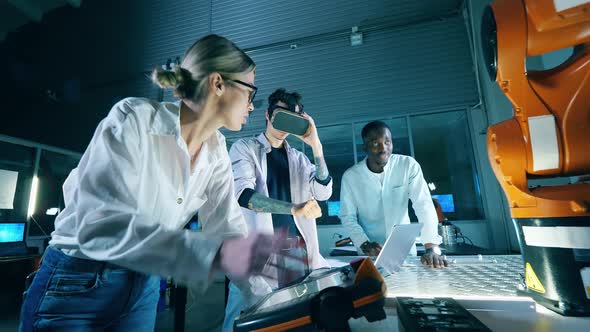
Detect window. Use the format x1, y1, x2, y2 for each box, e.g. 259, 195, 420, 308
410, 111, 484, 220
0, 142, 35, 223
303, 124, 355, 225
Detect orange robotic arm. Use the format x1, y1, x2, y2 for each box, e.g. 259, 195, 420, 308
484, 0, 590, 218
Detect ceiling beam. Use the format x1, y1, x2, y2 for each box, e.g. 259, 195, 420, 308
7, 0, 43, 22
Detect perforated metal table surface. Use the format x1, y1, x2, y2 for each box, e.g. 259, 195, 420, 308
384, 255, 524, 298
311, 255, 590, 331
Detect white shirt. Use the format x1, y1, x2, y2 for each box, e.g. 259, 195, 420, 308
370, 170, 386, 186
339, 155, 442, 254
50, 98, 247, 290
229, 133, 331, 296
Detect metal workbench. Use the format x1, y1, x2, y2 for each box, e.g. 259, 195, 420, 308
327, 255, 590, 331
385, 255, 523, 298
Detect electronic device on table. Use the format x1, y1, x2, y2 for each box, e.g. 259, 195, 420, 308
397, 297, 491, 332
233, 257, 387, 332
0, 222, 34, 257
375, 223, 423, 277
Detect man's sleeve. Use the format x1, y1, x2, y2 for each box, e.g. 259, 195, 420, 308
228, 140, 257, 200
339, 172, 369, 249
199, 150, 248, 239
407, 158, 442, 245
303, 155, 332, 201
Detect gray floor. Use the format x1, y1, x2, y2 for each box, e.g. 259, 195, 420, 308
0, 281, 226, 332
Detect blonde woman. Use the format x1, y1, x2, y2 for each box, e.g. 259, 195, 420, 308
20, 35, 284, 332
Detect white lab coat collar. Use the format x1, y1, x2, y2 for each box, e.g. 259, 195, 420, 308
148, 100, 179, 136
360, 156, 395, 176
148, 100, 221, 162
255, 132, 293, 153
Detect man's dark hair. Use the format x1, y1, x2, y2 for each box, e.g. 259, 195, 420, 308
361, 121, 392, 143
267, 88, 303, 119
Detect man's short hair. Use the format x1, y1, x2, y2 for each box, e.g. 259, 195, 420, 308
361, 121, 392, 143
267, 88, 303, 119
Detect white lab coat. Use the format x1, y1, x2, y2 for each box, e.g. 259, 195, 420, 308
339, 155, 442, 254
50, 97, 247, 291
222, 134, 333, 331
229, 134, 331, 292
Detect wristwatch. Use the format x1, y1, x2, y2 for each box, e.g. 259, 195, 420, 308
425, 246, 442, 255
360, 241, 371, 251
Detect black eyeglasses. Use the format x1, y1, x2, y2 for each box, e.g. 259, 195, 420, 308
227, 79, 258, 104
270, 103, 304, 114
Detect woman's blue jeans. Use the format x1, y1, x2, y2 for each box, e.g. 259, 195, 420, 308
19, 247, 160, 332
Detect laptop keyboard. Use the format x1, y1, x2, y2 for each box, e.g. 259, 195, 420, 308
0, 243, 31, 257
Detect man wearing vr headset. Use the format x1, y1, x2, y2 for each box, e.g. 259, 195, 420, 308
223, 88, 332, 330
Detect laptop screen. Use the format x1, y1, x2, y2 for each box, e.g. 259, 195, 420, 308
375, 223, 423, 276
0, 223, 26, 243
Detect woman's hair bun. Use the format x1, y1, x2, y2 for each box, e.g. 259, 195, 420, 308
151, 66, 196, 99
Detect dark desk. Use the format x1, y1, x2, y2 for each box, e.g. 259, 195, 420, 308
0, 254, 41, 262
0, 255, 41, 315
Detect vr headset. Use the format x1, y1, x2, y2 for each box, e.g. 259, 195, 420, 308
269, 104, 310, 136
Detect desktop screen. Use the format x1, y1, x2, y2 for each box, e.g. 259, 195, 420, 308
188, 220, 201, 231
327, 201, 341, 217
431, 194, 455, 213
0, 223, 25, 243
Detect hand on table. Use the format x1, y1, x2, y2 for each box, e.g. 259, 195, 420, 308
361, 241, 383, 256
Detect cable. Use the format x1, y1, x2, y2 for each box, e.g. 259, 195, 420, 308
462, 233, 474, 245
461, 233, 474, 246
462, 235, 474, 246
30, 215, 50, 237
455, 228, 474, 245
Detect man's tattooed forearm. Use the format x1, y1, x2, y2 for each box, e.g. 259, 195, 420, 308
314, 156, 329, 181
247, 192, 292, 214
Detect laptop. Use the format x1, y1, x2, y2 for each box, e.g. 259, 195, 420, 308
375, 223, 424, 277
0, 222, 32, 257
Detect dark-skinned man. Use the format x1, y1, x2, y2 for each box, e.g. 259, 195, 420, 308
339, 120, 448, 268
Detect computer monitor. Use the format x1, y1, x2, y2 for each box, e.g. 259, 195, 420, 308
0, 222, 26, 243
327, 201, 340, 217
431, 194, 455, 213
186, 213, 201, 231
188, 220, 200, 231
